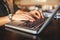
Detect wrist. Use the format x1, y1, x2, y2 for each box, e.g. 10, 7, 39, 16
8, 14, 13, 22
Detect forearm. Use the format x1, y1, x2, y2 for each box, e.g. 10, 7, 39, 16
0, 16, 10, 26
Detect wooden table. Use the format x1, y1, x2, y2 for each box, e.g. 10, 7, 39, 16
3, 19, 60, 40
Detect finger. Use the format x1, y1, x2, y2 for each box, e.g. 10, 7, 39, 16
39, 11, 45, 18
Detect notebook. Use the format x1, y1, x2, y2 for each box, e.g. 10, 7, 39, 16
5, 5, 59, 35
5, 13, 47, 34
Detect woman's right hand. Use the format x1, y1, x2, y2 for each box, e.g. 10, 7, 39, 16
12, 10, 35, 22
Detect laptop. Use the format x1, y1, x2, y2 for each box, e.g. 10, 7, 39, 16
5, 4, 60, 34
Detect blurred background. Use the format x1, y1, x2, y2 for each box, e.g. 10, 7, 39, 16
14, 0, 60, 12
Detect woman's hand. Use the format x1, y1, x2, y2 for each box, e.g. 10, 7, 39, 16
12, 10, 35, 22
30, 10, 44, 19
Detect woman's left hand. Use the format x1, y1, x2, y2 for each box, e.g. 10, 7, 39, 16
30, 10, 44, 19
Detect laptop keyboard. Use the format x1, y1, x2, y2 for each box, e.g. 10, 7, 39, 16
6, 18, 45, 30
